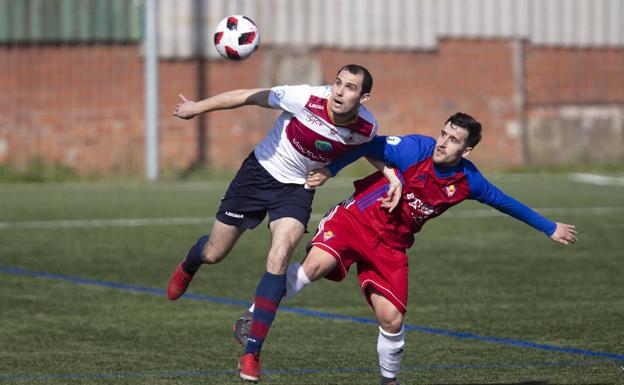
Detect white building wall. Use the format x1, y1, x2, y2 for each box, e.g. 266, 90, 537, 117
157, 0, 624, 58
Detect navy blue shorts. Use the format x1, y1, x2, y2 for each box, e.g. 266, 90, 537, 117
216, 152, 315, 230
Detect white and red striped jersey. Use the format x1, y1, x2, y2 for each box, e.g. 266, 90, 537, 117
254, 84, 378, 184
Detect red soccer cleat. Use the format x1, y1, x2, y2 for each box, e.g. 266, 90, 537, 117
166, 262, 195, 300
238, 353, 261, 382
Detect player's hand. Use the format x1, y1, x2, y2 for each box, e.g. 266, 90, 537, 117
550, 222, 577, 245
174, 94, 198, 120
307, 168, 331, 187
380, 180, 401, 213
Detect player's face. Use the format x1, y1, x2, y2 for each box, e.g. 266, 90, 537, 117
433, 122, 473, 166
330, 70, 369, 121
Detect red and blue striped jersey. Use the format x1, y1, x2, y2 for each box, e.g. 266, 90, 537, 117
330, 135, 556, 249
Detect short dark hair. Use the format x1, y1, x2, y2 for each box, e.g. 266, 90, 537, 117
446, 112, 482, 148
336, 64, 373, 95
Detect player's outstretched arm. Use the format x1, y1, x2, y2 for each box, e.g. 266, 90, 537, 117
549, 222, 578, 245
173, 88, 271, 119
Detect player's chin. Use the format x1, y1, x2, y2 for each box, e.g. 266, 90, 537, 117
330, 106, 343, 115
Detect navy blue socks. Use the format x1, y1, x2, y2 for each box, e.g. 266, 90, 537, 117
181, 235, 209, 274
244, 272, 287, 356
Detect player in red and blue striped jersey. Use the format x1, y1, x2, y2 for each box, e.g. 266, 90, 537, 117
237, 112, 577, 385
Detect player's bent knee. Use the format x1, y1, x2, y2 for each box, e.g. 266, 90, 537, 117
379, 316, 404, 334
371, 291, 404, 333
302, 248, 337, 281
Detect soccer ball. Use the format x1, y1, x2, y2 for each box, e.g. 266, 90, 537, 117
213, 15, 260, 61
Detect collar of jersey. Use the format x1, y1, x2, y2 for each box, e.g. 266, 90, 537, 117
432, 160, 464, 179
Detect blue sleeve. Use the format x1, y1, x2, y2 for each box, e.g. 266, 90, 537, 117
464, 162, 557, 236
325, 136, 385, 176
383, 135, 435, 173
326, 134, 435, 176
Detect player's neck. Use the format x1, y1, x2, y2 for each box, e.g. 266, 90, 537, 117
433, 159, 462, 172
330, 109, 358, 126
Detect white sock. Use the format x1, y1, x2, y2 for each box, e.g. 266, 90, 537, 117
247, 263, 311, 313
377, 325, 405, 379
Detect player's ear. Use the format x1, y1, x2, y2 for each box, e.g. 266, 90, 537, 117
359, 92, 370, 104
462, 146, 473, 158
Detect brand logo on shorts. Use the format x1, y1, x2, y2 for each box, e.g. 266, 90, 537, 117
323, 231, 334, 241
225, 211, 244, 219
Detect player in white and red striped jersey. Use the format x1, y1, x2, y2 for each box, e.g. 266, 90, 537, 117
256, 83, 376, 184
167, 64, 378, 382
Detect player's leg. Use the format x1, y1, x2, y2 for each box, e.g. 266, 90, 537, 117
167, 220, 245, 300
358, 241, 409, 385
239, 217, 305, 381
236, 205, 349, 343
248, 245, 339, 310
369, 288, 405, 385
234, 246, 339, 346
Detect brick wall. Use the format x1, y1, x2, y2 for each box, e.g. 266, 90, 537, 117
1, 40, 623, 175
524, 46, 624, 164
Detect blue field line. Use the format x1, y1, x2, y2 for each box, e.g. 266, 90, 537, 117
0, 359, 607, 382
2, 265, 624, 363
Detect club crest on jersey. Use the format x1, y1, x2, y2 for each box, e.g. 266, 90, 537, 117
323, 231, 334, 241
274, 88, 285, 99
315, 140, 333, 152
445, 184, 456, 197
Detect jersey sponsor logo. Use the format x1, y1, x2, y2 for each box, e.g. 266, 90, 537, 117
292, 137, 329, 162
386, 136, 401, 145
225, 211, 244, 219
314, 140, 333, 152
323, 230, 334, 241
304, 111, 324, 127
407, 197, 435, 216
445, 184, 456, 197
307, 102, 323, 109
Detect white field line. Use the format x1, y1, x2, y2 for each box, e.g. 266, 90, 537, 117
571, 173, 624, 187
0, 174, 580, 193
1, 206, 623, 230
0, 217, 212, 230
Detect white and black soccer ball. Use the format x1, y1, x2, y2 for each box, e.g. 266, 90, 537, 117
213, 15, 259, 61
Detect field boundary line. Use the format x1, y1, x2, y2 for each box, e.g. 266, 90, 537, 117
571, 173, 624, 186
1, 265, 623, 363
